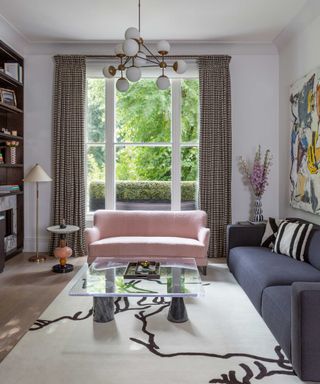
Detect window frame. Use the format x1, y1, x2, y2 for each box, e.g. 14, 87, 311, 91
86, 76, 199, 220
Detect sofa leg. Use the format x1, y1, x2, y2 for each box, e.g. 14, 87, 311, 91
198, 266, 207, 276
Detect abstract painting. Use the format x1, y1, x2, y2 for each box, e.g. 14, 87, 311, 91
290, 67, 320, 214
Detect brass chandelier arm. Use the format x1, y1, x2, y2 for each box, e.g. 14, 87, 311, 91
141, 43, 161, 63
123, 56, 132, 66
136, 55, 160, 65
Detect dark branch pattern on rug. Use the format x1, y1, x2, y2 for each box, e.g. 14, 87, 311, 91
129, 302, 294, 384
29, 297, 295, 383
29, 309, 93, 331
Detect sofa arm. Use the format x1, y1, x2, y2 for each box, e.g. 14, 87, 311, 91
227, 224, 265, 252
84, 226, 101, 247
198, 227, 210, 245
291, 282, 320, 381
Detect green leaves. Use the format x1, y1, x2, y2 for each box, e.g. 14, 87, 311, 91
86, 78, 199, 191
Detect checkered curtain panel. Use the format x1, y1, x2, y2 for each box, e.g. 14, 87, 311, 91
198, 56, 232, 258
50, 55, 86, 257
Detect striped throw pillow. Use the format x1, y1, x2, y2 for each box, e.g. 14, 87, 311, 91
261, 217, 284, 248
273, 221, 313, 261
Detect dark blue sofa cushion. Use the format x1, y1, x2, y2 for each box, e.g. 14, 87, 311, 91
306, 229, 320, 270
228, 246, 320, 312
262, 286, 291, 359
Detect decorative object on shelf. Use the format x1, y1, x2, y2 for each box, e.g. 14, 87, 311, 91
0, 88, 17, 107
290, 67, 320, 215
0, 153, 3, 164
102, 0, 187, 92
1, 128, 10, 135
59, 218, 67, 229
239, 146, 272, 222
47, 224, 80, 273
6, 140, 19, 164
4, 62, 19, 81
11, 130, 17, 136
24, 164, 52, 262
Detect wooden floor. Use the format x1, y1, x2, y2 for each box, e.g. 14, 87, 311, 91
0, 253, 86, 362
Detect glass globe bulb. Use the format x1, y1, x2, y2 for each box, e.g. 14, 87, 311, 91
157, 40, 170, 55
122, 39, 139, 57
116, 77, 129, 92
115, 43, 125, 57
126, 66, 141, 82
125, 27, 140, 41
156, 75, 170, 90
135, 52, 147, 67
173, 60, 187, 74
102, 65, 116, 78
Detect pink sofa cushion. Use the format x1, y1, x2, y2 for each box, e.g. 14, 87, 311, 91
88, 236, 205, 261
94, 210, 207, 240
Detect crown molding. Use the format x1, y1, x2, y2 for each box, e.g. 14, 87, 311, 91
0, 14, 29, 55
274, 0, 320, 51
24, 41, 278, 56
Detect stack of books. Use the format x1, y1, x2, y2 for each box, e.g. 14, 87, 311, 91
0, 185, 20, 194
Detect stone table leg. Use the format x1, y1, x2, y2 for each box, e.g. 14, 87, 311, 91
93, 297, 114, 323
167, 297, 188, 323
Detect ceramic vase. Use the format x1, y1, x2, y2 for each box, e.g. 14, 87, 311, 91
253, 195, 264, 222
10, 147, 16, 164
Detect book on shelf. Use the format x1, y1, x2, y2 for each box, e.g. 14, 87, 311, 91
0, 185, 20, 191
3, 62, 23, 83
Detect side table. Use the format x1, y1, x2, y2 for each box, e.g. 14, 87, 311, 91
47, 225, 80, 273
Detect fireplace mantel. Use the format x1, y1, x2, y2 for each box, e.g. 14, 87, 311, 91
0, 195, 17, 254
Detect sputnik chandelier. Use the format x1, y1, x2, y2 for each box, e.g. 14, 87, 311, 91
102, 0, 187, 92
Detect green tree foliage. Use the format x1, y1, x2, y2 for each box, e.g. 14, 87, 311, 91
87, 78, 199, 184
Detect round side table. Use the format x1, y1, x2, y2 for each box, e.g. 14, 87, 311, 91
47, 225, 80, 273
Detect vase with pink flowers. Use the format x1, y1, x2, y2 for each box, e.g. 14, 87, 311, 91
239, 146, 272, 222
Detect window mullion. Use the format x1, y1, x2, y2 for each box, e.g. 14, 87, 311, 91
171, 79, 181, 210
105, 79, 115, 209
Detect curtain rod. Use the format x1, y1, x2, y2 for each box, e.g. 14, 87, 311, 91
84, 54, 231, 59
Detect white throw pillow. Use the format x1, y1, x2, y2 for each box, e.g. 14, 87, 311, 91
261, 217, 284, 248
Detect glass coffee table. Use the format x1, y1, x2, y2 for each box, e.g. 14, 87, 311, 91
69, 257, 204, 323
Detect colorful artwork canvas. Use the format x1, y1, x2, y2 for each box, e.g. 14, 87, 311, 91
290, 68, 320, 214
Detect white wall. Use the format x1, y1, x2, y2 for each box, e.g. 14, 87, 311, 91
22, 43, 279, 251
24, 55, 54, 251
231, 55, 279, 222
277, 3, 320, 224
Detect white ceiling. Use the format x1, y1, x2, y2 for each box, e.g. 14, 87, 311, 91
0, 0, 307, 43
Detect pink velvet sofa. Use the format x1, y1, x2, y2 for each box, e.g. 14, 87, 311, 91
85, 210, 210, 272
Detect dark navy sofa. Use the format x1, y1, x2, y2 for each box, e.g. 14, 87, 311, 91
227, 222, 320, 382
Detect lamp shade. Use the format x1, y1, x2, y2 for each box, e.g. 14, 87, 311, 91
24, 163, 52, 183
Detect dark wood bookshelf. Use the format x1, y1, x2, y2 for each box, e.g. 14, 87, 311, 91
0, 191, 23, 197
0, 70, 23, 87
0, 102, 23, 114
0, 164, 23, 168
0, 133, 23, 140
0, 40, 24, 262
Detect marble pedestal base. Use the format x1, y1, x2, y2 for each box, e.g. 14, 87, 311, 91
93, 297, 114, 323
167, 297, 188, 323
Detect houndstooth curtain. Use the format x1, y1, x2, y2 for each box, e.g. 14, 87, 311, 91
50, 55, 86, 257
198, 56, 232, 258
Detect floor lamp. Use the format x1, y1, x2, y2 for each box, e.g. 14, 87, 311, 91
24, 163, 52, 262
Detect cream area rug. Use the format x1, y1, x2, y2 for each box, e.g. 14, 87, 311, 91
0, 264, 307, 384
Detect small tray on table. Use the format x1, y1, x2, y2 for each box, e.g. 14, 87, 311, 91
123, 261, 160, 280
